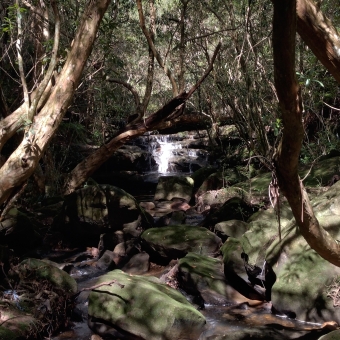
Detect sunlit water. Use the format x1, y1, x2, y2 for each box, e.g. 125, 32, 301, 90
152, 135, 183, 173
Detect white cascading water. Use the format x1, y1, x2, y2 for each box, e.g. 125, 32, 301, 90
153, 135, 182, 173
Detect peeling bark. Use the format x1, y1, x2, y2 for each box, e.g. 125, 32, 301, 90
273, 0, 340, 266
297, 0, 340, 84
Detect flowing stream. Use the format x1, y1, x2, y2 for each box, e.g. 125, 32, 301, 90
50, 134, 329, 340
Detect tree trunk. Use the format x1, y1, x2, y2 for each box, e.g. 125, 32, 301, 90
0, 0, 111, 207
297, 0, 340, 84
273, 0, 340, 266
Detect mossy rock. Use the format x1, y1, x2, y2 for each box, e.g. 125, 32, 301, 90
267, 222, 340, 324
154, 176, 194, 202
191, 166, 217, 191
195, 170, 248, 199
233, 171, 272, 200
141, 225, 222, 261
13, 258, 77, 295
178, 252, 231, 305
88, 270, 206, 340
0, 304, 38, 340
62, 184, 152, 246
318, 330, 340, 340
200, 197, 258, 230
214, 219, 249, 241
301, 155, 340, 187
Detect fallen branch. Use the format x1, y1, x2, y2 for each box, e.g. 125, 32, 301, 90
73, 280, 124, 299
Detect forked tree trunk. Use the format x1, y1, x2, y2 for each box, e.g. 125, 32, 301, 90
0, 0, 111, 206
273, 0, 340, 266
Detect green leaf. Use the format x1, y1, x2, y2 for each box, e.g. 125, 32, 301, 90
312, 79, 324, 88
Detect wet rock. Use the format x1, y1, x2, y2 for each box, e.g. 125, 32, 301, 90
98, 230, 125, 255
122, 252, 150, 275
88, 270, 206, 340
96, 250, 116, 271
155, 210, 187, 227
112, 240, 140, 267
203, 327, 287, 340
141, 225, 222, 263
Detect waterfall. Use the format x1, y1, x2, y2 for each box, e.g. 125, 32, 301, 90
153, 135, 182, 173
136, 132, 209, 180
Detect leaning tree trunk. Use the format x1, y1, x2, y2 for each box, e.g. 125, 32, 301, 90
63, 42, 221, 194
296, 0, 340, 85
273, 0, 340, 266
0, 0, 111, 207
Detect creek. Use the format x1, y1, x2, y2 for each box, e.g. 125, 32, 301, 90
48, 133, 330, 340
49, 247, 327, 340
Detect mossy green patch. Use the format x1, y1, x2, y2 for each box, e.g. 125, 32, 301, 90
88, 270, 206, 340
141, 225, 221, 256
178, 253, 226, 296
14, 258, 77, 294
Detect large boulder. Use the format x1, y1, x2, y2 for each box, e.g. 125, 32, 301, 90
154, 176, 194, 202
213, 219, 249, 242
178, 252, 243, 306
88, 270, 206, 340
200, 197, 258, 229
267, 220, 340, 323
220, 182, 340, 324
141, 225, 222, 262
12, 258, 77, 295
60, 184, 153, 246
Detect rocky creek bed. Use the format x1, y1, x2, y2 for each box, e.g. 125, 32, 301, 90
2, 153, 340, 339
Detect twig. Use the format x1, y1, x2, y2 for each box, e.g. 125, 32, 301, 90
73, 280, 124, 298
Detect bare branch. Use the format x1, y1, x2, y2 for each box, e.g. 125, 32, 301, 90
16, 0, 30, 112
106, 77, 142, 114
136, 0, 178, 96
27, 0, 60, 122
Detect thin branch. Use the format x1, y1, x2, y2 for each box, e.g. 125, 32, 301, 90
322, 101, 340, 112
136, 0, 178, 96
16, 0, 30, 112
106, 77, 142, 113
26, 0, 60, 123
186, 42, 222, 98
185, 27, 241, 43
